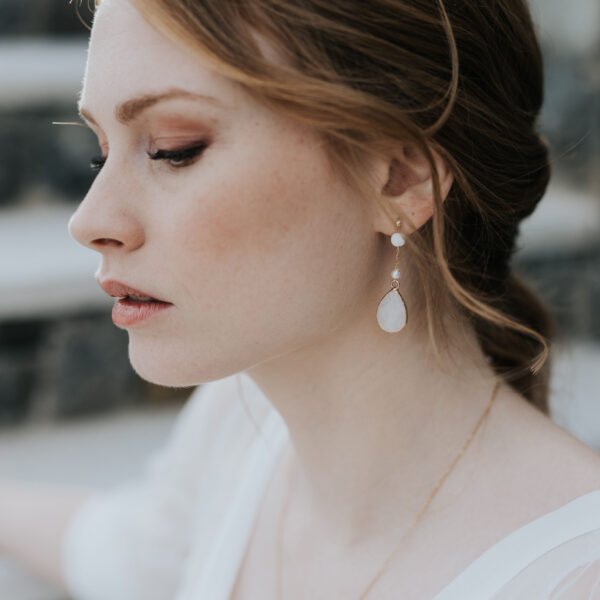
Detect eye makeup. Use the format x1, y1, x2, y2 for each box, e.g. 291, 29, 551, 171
147, 142, 208, 167
89, 141, 208, 173
86, 109, 216, 174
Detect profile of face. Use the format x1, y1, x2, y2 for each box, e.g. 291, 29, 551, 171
69, 0, 390, 387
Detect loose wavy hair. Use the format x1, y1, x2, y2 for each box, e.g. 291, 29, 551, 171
80, 0, 555, 412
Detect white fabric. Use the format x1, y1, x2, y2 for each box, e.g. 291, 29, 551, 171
433, 492, 600, 599
61, 373, 600, 599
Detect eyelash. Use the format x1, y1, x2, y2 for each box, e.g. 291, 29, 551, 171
89, 143, 207, 173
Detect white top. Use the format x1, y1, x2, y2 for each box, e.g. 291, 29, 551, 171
61, 373, 600, 599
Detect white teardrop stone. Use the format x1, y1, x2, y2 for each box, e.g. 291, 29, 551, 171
377, 289, 407, 332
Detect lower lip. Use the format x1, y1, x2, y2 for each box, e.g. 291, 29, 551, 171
112, 298, 173, 327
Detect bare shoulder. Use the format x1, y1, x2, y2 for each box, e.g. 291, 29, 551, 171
414, 387, 600, 600
483, 385, 600, 507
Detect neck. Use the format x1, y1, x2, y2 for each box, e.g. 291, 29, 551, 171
244, 308, 502, 548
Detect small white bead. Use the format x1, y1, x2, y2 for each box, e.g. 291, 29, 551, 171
391, 232, 405, 247
392, 269, 401, 279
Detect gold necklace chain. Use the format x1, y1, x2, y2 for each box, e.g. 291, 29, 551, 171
276, 377, 501, 600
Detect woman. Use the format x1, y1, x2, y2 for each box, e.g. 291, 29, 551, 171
2, 0, 600, 598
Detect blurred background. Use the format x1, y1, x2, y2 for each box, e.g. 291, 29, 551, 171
0, 0, 599, 597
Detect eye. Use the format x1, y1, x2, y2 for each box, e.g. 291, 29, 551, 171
147, 143, 208, 168
88, 142, 207, 174
90, 155, 106, 172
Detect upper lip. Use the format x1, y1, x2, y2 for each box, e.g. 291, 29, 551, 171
98, 279, 172, 303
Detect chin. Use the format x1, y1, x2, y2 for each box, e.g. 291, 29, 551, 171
126, 338, 237, 388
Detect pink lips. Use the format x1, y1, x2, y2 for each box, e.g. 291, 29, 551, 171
98, 279, 174, 328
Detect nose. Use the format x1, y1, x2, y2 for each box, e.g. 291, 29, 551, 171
68, 179, 145, 254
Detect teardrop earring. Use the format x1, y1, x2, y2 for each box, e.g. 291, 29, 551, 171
376, 218, 408, 333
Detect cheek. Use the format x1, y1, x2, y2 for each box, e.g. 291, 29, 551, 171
156, 117, 341, 294
168, 144, 329, 302
136, 131, 376, 386
166, 183, 300, 299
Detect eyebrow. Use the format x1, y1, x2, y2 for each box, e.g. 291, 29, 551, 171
78, 88, 226, 126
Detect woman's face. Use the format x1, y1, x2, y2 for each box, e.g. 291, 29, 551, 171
69, 0, 383, 386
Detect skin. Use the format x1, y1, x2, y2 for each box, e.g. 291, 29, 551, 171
69, 1, 600, 597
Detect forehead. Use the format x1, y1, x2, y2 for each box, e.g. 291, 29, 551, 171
80, 0, 243, 118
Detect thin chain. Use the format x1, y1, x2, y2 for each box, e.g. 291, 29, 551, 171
276, 377, 501, 600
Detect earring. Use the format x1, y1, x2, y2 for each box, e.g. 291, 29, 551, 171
377, 218, 408, 333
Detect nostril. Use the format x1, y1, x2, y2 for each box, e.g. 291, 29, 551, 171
93, 238, 124, 247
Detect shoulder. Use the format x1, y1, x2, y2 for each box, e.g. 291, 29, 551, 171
465, 384, 600, 530
494, 386, 600, 495
427, 387, 600, 597
436, 383, 600, 543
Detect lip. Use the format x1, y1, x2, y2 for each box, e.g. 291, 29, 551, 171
97, 279, 174, 328
98, 279, 171, 303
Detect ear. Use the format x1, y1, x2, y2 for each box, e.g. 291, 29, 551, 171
370, 142, 454, 237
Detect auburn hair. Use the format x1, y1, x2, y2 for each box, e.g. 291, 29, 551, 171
83, 0, 555, 412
